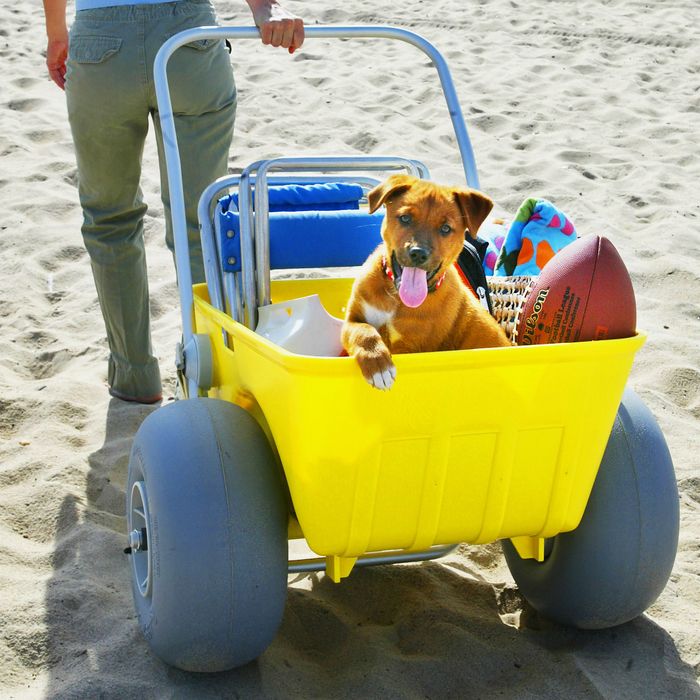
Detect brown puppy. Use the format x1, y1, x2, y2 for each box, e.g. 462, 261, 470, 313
342, 174, 510, 390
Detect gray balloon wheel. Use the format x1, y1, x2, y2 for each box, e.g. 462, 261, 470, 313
126, 398, 288, 671
502, 387, 679, 629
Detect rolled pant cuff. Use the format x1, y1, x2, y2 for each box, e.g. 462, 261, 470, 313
108, 354, 162, 398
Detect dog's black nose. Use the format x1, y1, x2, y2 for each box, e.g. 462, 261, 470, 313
409, 245, 429, 266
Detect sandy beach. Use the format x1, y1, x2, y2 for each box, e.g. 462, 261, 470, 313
1, 0, 699, 697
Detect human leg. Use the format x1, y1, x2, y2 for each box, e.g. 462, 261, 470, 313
66, 13, 162, 401
147, 0, 237, 285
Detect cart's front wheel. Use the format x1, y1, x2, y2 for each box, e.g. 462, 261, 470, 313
502, 388, 679, 629
126, 398, 288, 672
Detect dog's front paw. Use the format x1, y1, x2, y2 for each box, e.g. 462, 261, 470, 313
355, 348, 397, 391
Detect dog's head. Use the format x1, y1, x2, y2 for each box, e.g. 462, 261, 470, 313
368, 175, 493, 307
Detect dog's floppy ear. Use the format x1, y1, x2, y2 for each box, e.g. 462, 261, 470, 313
368, 174, 416, 213
453, 189, 494, 239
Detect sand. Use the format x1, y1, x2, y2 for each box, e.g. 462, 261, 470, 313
1, 0, 699, 697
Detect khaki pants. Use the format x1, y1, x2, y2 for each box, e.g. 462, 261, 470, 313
66, 0, 236, 398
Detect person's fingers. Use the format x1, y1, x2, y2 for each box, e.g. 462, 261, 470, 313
288, 18, 304, 53
46, 40, 68, 90
49, 68, 65, 90
281, 18, 296, 48
259, 21, 273, 46
268, 25, 282, 47
259, 17, 304, 51
52, 74, 65, 89
267, 19, 289, 47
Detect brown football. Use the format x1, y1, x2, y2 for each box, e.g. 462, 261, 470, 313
515, 235, 636, 345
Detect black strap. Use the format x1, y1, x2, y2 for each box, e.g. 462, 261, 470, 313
457, 237, 494, 315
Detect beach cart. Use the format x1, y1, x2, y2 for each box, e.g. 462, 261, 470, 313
125, 26, 679, 672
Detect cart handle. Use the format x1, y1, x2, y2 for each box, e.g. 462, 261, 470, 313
154, 25, 480, 379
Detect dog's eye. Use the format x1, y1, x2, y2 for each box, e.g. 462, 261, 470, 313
398, 214, 411, 225
439, 223, 452, 236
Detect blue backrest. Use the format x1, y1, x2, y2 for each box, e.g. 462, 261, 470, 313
218, 184, 384, 271
230, 182, 364, 212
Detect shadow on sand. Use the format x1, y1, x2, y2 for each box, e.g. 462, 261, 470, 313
42, 399, 700, 698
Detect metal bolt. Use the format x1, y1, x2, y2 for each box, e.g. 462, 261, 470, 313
227, 256, 237, 266
129, 529, 144, 552
226, 230, 235, 238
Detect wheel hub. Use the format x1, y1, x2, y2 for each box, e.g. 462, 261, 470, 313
128, 481, 152, 598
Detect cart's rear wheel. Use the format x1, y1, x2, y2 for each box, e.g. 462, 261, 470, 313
502, 388, 679, 629
126, 398, 288, 672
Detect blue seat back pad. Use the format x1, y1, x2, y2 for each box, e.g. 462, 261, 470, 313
219, 209, 385, 271
229, 183, 364, 213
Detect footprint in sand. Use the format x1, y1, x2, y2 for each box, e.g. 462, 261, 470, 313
20, 329, 59, 349
12, 76, 38, 89
27, 348, 79, 381
678, 476, 700, 507
661, 366, 700, 412
26, 129, 64, 145
6, 98, 43, 112
345, 131, 379, 153
0, 397, 42, 439
303, 76, 327, 88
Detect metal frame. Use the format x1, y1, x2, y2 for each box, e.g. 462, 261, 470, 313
288, 545, 457, 574
238, 156, 427, 326
198, 171, 387, 320
154, 25, 481, 396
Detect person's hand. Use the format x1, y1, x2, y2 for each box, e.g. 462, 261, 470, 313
250, 1, 304, 54
46, 35, 68, 89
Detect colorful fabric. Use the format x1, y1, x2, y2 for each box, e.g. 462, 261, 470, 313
493, 198, 576, 276
477, 218, 509, 276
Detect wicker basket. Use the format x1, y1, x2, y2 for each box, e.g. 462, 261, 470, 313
488, 276, 535, 344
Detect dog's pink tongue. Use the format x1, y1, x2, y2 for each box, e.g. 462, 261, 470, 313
399, 267, 428, 308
